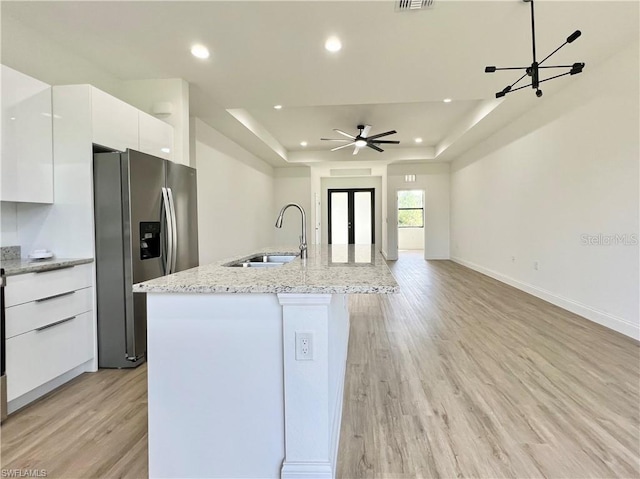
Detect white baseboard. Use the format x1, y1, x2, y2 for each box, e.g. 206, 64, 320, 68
281, 461, 333, 479
451, 257, 639, 341
381, 249, 389, 260
425, 256, 450, 260
8, 359, 94, 414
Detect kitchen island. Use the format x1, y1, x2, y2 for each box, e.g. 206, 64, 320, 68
134, 244, 398, 479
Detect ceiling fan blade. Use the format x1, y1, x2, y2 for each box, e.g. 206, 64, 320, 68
321, 138, 351, 142
370, 140, 400, 144
367, 130, 397, 140
353, 145, 361, 155
361, 125, 372, 138
333, 129, 356, 139
366, 143, 384, 153
331, 142, 355, 151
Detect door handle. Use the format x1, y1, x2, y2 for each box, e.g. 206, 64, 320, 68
36, 291, 75, 303
167, 188, 178, 274
161, 187, 173, 276
36, 316, 75, 332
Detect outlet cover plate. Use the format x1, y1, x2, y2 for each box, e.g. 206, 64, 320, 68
295, 331, 314, 361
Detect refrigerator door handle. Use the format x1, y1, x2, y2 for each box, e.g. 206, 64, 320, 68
167, 188, 178, 274
161, 187, 173, 276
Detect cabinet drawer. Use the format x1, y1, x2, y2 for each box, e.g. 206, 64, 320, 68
6, 311, 93, 401
5, 263, 92, 307
5, 287, 93, 339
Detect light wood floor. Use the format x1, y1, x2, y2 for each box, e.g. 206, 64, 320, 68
1, 364, 148, 478
2, 253, 639, 478
338, 252, 640, 479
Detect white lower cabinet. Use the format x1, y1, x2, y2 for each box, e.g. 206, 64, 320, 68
5, 264, 94, 405
6, 312, 93, 401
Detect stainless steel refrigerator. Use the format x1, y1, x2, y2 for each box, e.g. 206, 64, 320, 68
93, 149, 198, 368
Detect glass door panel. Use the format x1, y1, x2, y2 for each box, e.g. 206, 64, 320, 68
354, 191, 372, 245
330, 192, 349, 244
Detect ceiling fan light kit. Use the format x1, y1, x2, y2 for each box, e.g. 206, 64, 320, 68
321, 124, 400, 155
485, 0, 585, 99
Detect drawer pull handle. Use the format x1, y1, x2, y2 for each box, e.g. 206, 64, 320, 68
35, 291, 76, 303
35, 316, 76, 332
35, 265, 75, 274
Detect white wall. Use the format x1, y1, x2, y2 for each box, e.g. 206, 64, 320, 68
192, 118, 275, 264
387, 163, 450, 260
1, 202, 19, 247
115, 79, 190, 166
398, 227, 424, 251
320, 177, 383, 246
273, 167, 311, 247
450, 41, 639, 339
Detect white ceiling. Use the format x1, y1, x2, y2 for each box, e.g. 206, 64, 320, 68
2, 1, 638, 167
246, 100, 480, 150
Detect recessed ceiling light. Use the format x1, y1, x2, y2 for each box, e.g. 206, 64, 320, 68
325, 36, 342, 53
415, 138, 423, 144
190, 44, 210, 59
161, 148, 171, 153
274, 105, 283, 110
443, 98, 452, 103
300, 141, 308, 147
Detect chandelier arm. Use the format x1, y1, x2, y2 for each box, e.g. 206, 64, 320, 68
504, 71, 573, 97
492, 67, 530, 71
538, 42, 568, 66
505, 82, 535, 94
538, 71, 573, 84
509, 72, 529, 89
538, 65, 576, 69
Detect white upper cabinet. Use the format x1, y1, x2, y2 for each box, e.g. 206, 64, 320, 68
1, 65, 53, 204
139, 110, 174, 160
91, 87, 139, 152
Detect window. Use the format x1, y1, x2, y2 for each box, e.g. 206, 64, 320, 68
398, 190, 424, 228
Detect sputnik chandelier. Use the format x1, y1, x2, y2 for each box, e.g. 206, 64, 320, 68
485, 0, 585, 98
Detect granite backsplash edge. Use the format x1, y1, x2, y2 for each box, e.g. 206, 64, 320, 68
0, 245, 21, 261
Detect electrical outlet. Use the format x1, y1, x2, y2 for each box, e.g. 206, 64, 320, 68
295, 332, 314, 361
511, 256, 516, 263
534, 260, 540, 270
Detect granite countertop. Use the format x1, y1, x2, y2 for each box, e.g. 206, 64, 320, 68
133, 244, 398, 294
1, 257, 94, 276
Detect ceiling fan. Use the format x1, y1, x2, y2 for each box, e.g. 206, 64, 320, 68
321, 124, 400, 155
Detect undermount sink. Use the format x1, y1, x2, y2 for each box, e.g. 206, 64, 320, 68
255, 255, 297, 263
226, 254, 298, 268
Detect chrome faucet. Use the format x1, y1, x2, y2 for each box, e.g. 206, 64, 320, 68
275, 203, 307, 259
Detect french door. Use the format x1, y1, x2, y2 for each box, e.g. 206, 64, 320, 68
328, 188, 375, 244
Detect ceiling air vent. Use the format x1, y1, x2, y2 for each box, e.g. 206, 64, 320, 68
396, 0, 434, 12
